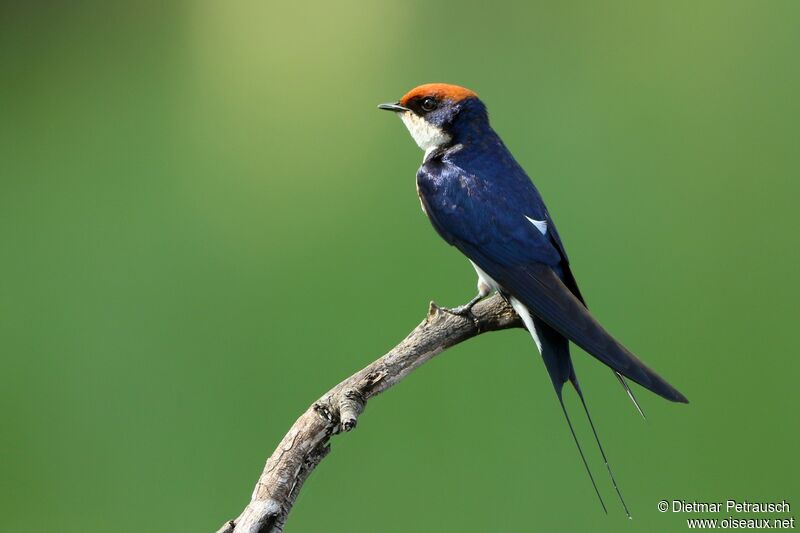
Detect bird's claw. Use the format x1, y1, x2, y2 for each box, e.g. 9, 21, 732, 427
441, 304, 480, 332
441, 303, 475, 316
440, 295, 485, 329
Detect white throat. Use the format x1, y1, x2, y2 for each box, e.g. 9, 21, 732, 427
399, 111, 451, 158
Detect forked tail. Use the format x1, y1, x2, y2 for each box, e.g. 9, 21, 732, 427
519, 308, 631, 517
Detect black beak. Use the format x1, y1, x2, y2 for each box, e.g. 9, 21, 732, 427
377, 102, 410, 112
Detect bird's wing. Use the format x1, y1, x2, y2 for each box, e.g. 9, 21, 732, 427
547, 208, 646, 417
545, 222, 586, 302
418, 163, 687, 403
464, 245, 688, 403
417, 162, 562, 267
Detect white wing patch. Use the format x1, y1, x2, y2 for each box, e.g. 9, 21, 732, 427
525, 215, 548, 235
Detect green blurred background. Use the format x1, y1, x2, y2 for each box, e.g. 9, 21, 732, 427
1, 1, 798, 531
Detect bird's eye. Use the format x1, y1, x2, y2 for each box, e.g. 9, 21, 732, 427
420, 97, 437, 112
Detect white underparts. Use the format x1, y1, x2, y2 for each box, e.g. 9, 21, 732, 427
510, 297, 543, 354
468, 260, 542, 354
469, 260, 498, 295
399, 111, 452, 158
525, 215, 548, 235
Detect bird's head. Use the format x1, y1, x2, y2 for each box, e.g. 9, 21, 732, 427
378, 83, 486, 156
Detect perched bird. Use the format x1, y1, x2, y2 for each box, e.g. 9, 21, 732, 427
379, 83, 687, 517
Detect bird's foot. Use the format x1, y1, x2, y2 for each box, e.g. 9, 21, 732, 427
440, 294, 485, 326
442, 303, 476, 316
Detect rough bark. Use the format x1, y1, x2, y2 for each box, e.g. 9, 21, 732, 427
217, 294, 522, 533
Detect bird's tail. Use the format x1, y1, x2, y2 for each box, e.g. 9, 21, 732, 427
571, 371, 631, 518
553, 382, 608, 515
615, 371, 646, 420
522, 308, 631, 517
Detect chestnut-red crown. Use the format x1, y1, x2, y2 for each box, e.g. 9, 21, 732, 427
398, 83, 478, 106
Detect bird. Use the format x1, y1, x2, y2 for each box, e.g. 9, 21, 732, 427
378, 83, 688, 517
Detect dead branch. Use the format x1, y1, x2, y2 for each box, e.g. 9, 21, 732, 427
217, 294, 521, 533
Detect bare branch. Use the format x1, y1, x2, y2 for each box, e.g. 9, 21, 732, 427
218, 294, 522, 533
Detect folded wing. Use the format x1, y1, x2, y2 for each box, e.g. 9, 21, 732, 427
463, 246, 688, 403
